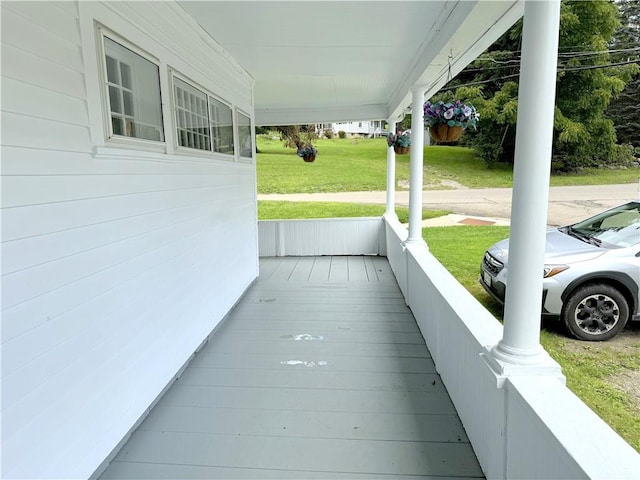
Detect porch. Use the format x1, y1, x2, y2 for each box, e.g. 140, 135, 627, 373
97, 217, 639, 479
99, 255, 483, 479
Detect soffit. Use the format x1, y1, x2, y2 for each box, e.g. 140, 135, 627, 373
178, 1, 523, 125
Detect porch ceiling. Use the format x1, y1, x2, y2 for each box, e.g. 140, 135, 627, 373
178, 1, 523, 125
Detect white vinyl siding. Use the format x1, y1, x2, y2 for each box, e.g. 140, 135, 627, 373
1, 2, 90, 153
1, 1, 256, 478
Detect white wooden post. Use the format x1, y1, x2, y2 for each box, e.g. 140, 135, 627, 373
406, 87, 426, 244
385, 119, 398, 218
490, 0, 562, 365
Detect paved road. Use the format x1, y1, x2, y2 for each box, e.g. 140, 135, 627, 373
258, 182, 639, 226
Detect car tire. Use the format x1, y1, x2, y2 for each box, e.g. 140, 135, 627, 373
562, 284, 629, 341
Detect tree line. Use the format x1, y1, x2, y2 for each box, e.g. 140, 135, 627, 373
404, 0, 639, 170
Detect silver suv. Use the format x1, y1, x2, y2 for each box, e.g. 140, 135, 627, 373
480, 201, 640, 341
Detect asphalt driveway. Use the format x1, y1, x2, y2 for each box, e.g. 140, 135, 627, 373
258, 182, 639, 226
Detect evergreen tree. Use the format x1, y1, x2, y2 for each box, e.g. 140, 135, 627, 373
439, 0, 638, 169
606, 0, 640, 147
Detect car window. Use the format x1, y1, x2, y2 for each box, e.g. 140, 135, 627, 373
573, 203, 640, 248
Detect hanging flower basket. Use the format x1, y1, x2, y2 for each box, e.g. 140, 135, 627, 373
429, 124, 463, 143
297, 145, 317, 163
424, 100, 478, 143
387, 131, 411, 155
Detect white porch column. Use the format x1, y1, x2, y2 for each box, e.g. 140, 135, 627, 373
406, 87, 426, 243
385, 119, 398, 218
491, 0, 561, 365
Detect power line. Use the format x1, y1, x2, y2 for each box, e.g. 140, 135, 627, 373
560, 59, 640, 71
476, 43, 640, 58
443, 59, 640, 91
461, 54, 639, 74
474, 47, 639, 65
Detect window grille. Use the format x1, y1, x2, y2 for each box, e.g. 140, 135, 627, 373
173, 77, 211, 151
103, 36, 163, 142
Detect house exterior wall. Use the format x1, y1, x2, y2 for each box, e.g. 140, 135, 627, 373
323, 120, 386, 136
1, 2, 258, 478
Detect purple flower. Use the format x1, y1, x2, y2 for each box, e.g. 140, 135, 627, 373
422, 100, 478, 130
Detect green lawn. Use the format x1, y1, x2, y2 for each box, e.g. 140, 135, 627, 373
257, 136, 639, 194
258, 201, 449, 224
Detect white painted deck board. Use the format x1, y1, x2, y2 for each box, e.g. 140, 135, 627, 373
139, 407, 469, 442
108, 430, 481, 477
308, 256, 332, 282
224, 318, 420, 333
189, 352, 433, 373
157, 385, 458, 415
100, 256, 483, 479
101, 462, 481, 480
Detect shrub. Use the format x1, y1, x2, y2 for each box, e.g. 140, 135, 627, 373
324, 129, 334, 139
611, 144, 636, 165
338, 130, 346, 139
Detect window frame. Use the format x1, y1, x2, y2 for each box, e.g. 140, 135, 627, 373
170, 71, 237, 159
172, 74, 212, 153
236, 108, 254, 160
208, 93, 236, 157
97, 27, 165, 148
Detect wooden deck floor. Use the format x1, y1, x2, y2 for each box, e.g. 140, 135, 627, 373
100, 256, 484, 479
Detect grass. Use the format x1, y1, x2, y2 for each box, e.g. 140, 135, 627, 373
258, 201, 449, 224
257, 136, 639, 194
257, 137, 402, 193
424, 225, 510, 317
541, 335, 640, 452
425, 225, 640, 453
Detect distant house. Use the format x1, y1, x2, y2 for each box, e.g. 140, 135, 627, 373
318, 120, 387, 137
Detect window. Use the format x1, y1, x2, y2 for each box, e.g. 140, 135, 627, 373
237, 111, 253, 158
102, 36, 164, 142
173, 76, 236, 155
97, 28, 247, 160
173, 77, 210, 151
210, 97, 234, 155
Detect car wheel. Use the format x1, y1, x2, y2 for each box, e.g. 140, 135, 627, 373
562, 284, 629, 341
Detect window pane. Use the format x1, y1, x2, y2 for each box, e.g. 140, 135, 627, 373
103, 36, 164, 142
238, 111, 253, 158
120, 62, 132, 89
209, 97, 234, 155
123, 90, 134, 116
106, 56, 118, 84
125, 118, 136, 137
112, 116, 124, 136
173, 77, 210, 151
109, 85, 122, 114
